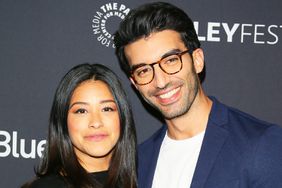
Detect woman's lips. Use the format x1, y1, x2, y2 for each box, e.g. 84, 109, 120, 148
85, 134, 108, 141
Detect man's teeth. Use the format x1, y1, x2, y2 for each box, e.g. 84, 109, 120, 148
159, 87, 180, 99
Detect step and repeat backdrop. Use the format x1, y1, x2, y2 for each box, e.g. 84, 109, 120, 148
1, 0, 281, 187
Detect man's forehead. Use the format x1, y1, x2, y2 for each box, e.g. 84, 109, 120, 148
124, 30, 185, 64
126, 30, 184, 49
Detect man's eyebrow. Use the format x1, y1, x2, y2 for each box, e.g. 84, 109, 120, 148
160, 49, 182, 59
131, 63, 148, 72
130, 49, 182, 71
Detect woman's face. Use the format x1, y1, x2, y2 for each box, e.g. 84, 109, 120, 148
67, 80, 120, 172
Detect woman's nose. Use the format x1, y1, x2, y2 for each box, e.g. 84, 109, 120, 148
89, 113, 103, 128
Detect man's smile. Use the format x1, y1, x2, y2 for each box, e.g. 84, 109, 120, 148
155, 86, 181, 105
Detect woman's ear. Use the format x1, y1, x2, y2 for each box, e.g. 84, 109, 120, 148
192, 48, 205, 74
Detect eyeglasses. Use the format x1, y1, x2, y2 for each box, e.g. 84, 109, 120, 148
131, 50, 190, 85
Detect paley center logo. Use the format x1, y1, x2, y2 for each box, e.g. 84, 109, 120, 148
91, 3, 281, 46
92, 2, 130, 48
194, 21, 282, 45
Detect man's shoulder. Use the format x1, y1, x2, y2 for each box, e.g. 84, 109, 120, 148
230, 105, 282, 140
209, 96, 282, 148
226, 103, 280, 133
210, 96, 280, 134
227, 106, 282, 182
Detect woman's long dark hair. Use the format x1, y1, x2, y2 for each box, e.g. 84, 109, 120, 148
25, 63, 137, 188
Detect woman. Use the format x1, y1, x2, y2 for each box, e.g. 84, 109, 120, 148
22, 63, 137, 188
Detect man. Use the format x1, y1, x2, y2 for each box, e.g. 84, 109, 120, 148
114, 2, 282, 188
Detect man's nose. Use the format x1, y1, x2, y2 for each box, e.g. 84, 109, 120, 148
152, 65, 169, 89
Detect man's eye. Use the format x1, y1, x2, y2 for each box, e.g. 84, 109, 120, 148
136, 67, 152, 77
75, 109, 87, 114
164, 56, 179, 65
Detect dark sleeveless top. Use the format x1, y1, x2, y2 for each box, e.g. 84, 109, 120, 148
28, 171, 112, 188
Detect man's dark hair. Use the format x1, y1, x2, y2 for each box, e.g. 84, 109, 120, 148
114, 2, 201, 77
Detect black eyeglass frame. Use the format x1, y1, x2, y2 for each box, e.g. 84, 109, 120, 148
130, 49, 191, 85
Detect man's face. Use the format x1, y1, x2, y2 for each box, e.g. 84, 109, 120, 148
125, 30, 203, 120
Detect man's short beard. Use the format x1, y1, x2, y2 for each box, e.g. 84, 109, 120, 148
141, 73, 199, 120
162, 80, 199, 120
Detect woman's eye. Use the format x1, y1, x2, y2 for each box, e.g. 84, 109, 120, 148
102, 106, 116, 112
75, 109, 87, 114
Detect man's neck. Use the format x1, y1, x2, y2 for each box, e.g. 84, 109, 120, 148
165, 90, 212, 140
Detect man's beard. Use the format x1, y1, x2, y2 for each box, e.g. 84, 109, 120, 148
141, 71, 199, 120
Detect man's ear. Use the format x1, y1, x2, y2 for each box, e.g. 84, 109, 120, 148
130, 77, 138, 89
192, 48, 205, 74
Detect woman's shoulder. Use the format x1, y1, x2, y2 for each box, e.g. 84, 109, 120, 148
27, 174, 67, 188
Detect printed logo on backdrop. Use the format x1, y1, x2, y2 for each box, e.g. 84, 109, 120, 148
0, 130, 46, 159
194, 21, 282, 45
92, 2, 130, 48
91, 2, 281, 46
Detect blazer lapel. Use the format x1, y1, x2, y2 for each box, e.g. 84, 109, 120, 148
191, 97, 229, 188
138, 126, 166, 188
